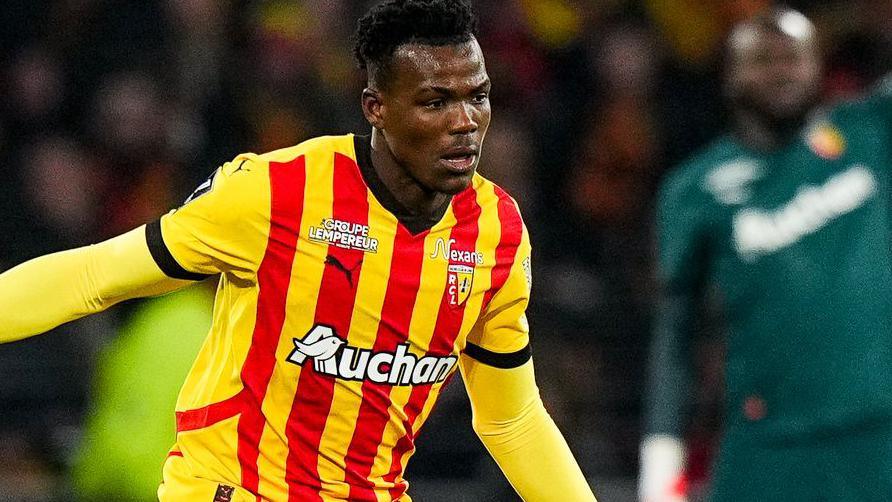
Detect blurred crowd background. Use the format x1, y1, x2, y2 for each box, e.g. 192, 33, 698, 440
0, 0, 890, 500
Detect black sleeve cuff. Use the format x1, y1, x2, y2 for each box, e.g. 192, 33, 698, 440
145, 220, 211, 281
463, 342, 532, 369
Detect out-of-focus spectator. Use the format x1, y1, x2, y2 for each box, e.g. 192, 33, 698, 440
568, 25, 661, 228
23, 136, 99, 243
6, 48, 67, 136
87, 72, 178, 238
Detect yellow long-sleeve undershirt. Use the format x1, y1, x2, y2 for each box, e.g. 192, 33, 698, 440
0, 225, 190, 342
461, 355, 597, 501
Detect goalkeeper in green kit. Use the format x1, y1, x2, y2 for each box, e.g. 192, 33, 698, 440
640, 7, 892, 502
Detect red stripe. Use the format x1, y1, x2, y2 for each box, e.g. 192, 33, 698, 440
481, 186, 524, 311
385, 186, 482, 499
168, 450, 184, 458
285, 154, 369, 501
176, 389, 248, 432
236, 156, 306, 497
343, 225, 426, 501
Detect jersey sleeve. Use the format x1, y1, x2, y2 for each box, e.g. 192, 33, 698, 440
464, 223, 532, 369
643, 166, 714, 437
460, 355, 597, 501
147, 155, 271, 280
657, 168, 714, 296
0, 226, 189, 342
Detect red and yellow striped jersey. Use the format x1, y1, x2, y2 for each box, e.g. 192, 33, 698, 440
148, 134, 532, 501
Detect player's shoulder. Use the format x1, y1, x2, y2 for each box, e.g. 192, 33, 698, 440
828, 95, 872, 122
214, 135, 356, 185
469, 173, 524, 225
254, 134, 356, 166
875, 72, 892, 98
660, 136, 751, 206
665, 137, 741, 188
828, 77, 892, 124
467, 174, 528, 252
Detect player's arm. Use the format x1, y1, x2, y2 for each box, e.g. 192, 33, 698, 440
461, 355, 596, 501
639, 170, 712, 502
639, 292, 697, 502
0, 226, 191, 342
0, 153, 269, 342
461, 227, 596, 501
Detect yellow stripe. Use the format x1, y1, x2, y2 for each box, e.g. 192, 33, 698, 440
176, 279, 260, 407
177, 415, 244, 489
175, 157, 273, 410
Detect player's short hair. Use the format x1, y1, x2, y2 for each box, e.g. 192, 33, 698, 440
353, 0, 478, 88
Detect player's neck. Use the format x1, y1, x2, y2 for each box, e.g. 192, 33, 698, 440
732, 109, 806, 153
368, 129, 451, 218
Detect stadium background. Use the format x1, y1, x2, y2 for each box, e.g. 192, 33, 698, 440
0, 0, 889, 500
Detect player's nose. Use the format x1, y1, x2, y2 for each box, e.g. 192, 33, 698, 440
449, 102, 478, 135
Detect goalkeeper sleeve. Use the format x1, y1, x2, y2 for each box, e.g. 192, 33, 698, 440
0, 225, 192, 342
639, 292, 697, 502
461, 354, 597, 501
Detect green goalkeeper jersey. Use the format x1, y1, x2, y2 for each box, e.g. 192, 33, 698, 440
653, 80, 892, 439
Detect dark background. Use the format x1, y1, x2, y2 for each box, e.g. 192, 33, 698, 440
0, 1, 889, 500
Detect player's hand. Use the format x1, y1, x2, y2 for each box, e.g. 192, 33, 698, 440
638, 434, 688, 502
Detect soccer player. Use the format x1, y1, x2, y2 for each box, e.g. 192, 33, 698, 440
640, 7, 892, 502
0, 1, 597, 501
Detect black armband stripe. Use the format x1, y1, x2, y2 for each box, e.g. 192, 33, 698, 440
145, 220, 211, 281
464, 342, 532, 369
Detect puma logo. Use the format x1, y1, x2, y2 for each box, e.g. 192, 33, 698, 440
232, 159, 251, 173
325, 255, 361, 288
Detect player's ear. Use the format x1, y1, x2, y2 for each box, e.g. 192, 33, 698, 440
362, 87, 385, 130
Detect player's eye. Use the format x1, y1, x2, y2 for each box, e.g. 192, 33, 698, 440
425, 99, 446, 110
472, 93, 488, 104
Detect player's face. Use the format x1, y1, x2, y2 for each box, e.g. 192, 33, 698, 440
375, 39, 491, 195
727, 28, 822, 124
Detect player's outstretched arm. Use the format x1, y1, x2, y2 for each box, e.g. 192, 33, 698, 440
0, 225, 193, 342
461, 354, 597, 501
639, 293, 695, 502
639, 160, 716, 502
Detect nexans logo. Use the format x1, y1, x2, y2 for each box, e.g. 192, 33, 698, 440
286, 325, 457, 386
